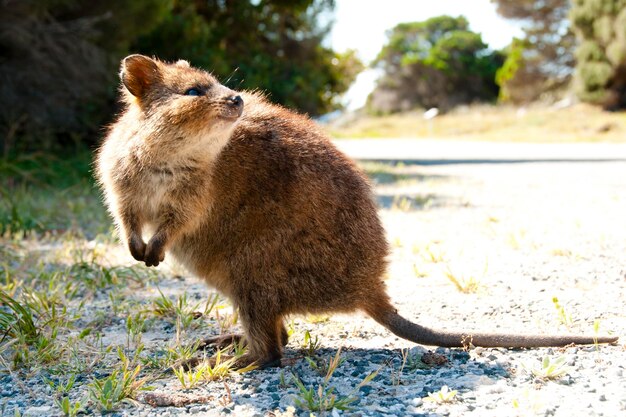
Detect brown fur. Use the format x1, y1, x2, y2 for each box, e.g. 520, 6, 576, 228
96, 55, 618, 368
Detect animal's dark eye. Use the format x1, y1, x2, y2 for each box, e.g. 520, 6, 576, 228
185, 88, 202, 96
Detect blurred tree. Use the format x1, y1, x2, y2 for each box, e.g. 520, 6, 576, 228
0, 0, 358, 154
369, 16, 503, 113
133, 0, 361, 117
570, 0, 626, 109
492, 0, 575, 103
0, 0, 171, 154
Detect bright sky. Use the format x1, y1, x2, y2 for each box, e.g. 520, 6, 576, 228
329, 0, 524, 110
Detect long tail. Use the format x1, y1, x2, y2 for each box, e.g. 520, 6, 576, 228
367, 304, 619, 348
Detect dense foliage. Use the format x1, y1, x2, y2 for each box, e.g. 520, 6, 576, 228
368, 16, 503, 113
0, 0, 360, 154
492, 0, 575, 103
570, 0, 626, 109
0, 0, 170, 154
134, 0, 362, 117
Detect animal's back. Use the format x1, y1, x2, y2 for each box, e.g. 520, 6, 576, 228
171, 93, 389, 315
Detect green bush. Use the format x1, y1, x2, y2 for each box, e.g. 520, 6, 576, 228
369, 15, 503, 112
570, 0, 626, 109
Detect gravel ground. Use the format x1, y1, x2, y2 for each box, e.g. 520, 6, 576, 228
4, 141, 626, 417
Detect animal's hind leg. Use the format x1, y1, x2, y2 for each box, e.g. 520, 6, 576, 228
234, 305, 283, 369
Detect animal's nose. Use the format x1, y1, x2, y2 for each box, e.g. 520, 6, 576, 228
227, 95, 243, 108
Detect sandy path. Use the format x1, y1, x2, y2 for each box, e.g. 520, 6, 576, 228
322, 141, 626, 417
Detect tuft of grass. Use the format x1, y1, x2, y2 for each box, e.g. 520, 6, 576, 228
390, 349, 409, 386
593, 319, 601, 351
305, 348, 346, 377
54, 396, 84, 417
444, 266, 481, 294
173, 363, 207, 390
412, 263, 429, 278
292, 375, 359, 412
508, 228, 528, 250
403, 349, 431, 372
551, 297, 573, 329
173, 349, 237, 389
216, 310, 238, 334
292, 348, 378, 413
44, 374, 78, 396
278, 370, 288, 388
527, 355, 571, 380
424, 385, 458, 404
392, 349, 443, 385
151, 289, 179, 317
550, 248, 573, 257
0, 288, 39, 345
0, 287, 69, 369
151, 289, 210, 331
87, 348, 151, 412
421, 244, 445, 263
45, 375, 85, 416
68, 261, 152, 293
125, 311, 148, 349
201, 350, 238, 380
141, 341, 199, 370
300, 329, 322, 357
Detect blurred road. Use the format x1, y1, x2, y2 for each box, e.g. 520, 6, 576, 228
334, 138, 626, 164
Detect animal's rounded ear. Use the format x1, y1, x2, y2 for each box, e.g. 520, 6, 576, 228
120, 54, 160, 98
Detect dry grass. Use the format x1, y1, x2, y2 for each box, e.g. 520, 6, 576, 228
328, 103, 626, 142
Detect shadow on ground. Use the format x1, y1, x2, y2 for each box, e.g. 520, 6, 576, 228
200, 346, 512, 416
358, 160, 459, 211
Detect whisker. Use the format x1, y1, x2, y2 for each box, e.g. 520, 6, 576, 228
224, 67, 240, 87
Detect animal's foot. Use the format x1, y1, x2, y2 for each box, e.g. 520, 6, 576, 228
129, 233, 146, 262
196, 334, 245, 351
232, 353, 281, 370
144, 234, 166, 267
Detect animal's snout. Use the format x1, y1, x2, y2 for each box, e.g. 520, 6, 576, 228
225, 95, 243, 117
227, 95, 243, 109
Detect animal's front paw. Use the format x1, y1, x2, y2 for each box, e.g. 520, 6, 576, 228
129, 233, 146, 262
144, 234, 166, 267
